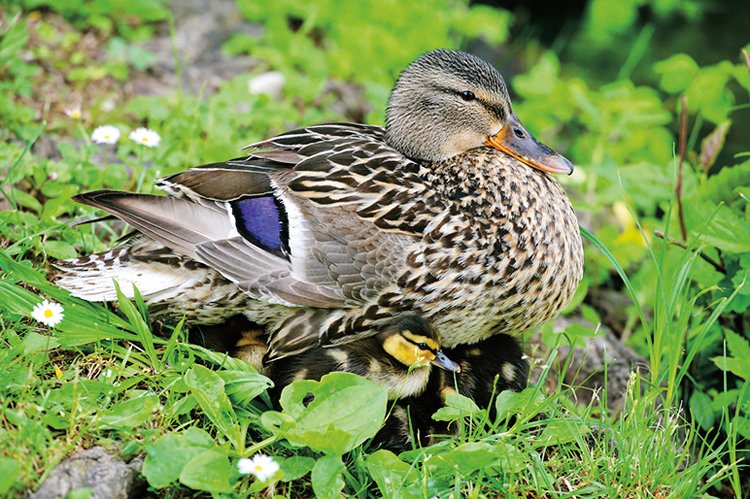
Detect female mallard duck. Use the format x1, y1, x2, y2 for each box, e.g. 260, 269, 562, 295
376, 332, 529, 451
55, 49, 583, 361
269, 314, 460, 400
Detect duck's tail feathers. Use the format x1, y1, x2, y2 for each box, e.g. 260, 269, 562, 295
53, 238, 211, 303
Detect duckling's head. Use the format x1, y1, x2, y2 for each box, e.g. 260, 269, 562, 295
385, 49, 573, 174
379, 315, 461, 372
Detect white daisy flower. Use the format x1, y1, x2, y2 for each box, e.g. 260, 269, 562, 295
91, 125, 121, 145
64, 106, 81, 119
31, 299, 64, 328
237, 454, 280, 482
129, 127, 161, 148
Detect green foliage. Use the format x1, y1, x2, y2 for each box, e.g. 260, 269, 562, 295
19, 0, 170, 40
227, 0, 510, 122
0, 16, 40, 141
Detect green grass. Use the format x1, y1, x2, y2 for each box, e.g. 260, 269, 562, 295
1, 2, 749, 497
0, 243, 740, 496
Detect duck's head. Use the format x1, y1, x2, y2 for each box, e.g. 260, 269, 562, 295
385, 49, 573, 174
379, 315, 461, 372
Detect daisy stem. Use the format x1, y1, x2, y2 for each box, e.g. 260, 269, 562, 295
242, 435, 278, 457
135, 146, 147, 191
76, 122, 91, 162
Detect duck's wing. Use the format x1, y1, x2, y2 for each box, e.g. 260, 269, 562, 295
244, 123, 438, 236
74, 124, 435, 314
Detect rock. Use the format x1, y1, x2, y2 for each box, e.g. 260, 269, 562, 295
248, 71, 285, 99
30, 447, 144, 499
529, 316, 649, 412
131, 0, 261, 96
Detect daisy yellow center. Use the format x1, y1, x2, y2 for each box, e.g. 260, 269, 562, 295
142, 137, 148, 142
104, 135, 110, 139
44, 309, 53, 318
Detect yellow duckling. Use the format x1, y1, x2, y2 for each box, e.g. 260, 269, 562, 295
376, 332, 528, 451
268, 314, 460, 401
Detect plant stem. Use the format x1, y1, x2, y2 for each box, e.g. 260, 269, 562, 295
741, 47, 750, 74
242, 435, 279, 457
676, 96, 688, 242
653, 230, 725, 273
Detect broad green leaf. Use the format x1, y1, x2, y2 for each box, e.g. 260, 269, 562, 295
703, 160, 750, 205
311, 455, 345, 499
685, 61, 735, 124
711, 356, 750, 380
455, 5, 510, 45
42, 240, 78, 260
184, 365, 244, 450
0, 458, 21, 495
725, 330, 750, 359
513, 52, 560, 98
654, 53, 700, 94
365, 450, 421, 499
22, 331, 60, 354
536, 420, 585, 447
179, 449, 234, 493
422, 441, 504, 477
495, 387, 544, 422
493, 441, 527, 473
586, 0, 637, 38
10, 189, 42, 213
220, 370, 274, 407
96, 394, 160, 429
278, 455, 315, 482
685, 201, 750, 254
261, 372, 387, 455
142, 428, 216, 488
432, 392, 482, 422
689, 390, 715, 430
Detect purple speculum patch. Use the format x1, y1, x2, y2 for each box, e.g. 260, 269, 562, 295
231, 195, 288, 256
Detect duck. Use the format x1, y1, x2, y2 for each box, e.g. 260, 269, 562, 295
268, 314, 460, 401
54, 48, 584, 362
375, 332, 529, 451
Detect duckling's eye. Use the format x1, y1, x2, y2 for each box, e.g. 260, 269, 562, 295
416, 342, 429, 350
459, 90, 476, 101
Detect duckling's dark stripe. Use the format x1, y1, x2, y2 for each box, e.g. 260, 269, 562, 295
231, 194, 290, 259
402, 335, 437, 354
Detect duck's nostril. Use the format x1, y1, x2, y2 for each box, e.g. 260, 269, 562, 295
513, 128, 525, 139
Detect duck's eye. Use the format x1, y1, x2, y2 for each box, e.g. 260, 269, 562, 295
459, 90, 476, 101
416, 342, 429, 350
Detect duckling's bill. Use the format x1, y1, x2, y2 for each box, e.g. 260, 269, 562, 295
432, 350, 461, 373
485, 115, 574, 175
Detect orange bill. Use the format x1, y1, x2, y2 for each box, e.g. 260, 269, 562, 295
485, 115, 574, 175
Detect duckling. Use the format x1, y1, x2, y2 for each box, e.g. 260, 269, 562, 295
375, 333, 528, 451
433, 333, 528, 409
269, 314, 460, 401
55, 49, 582, 363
